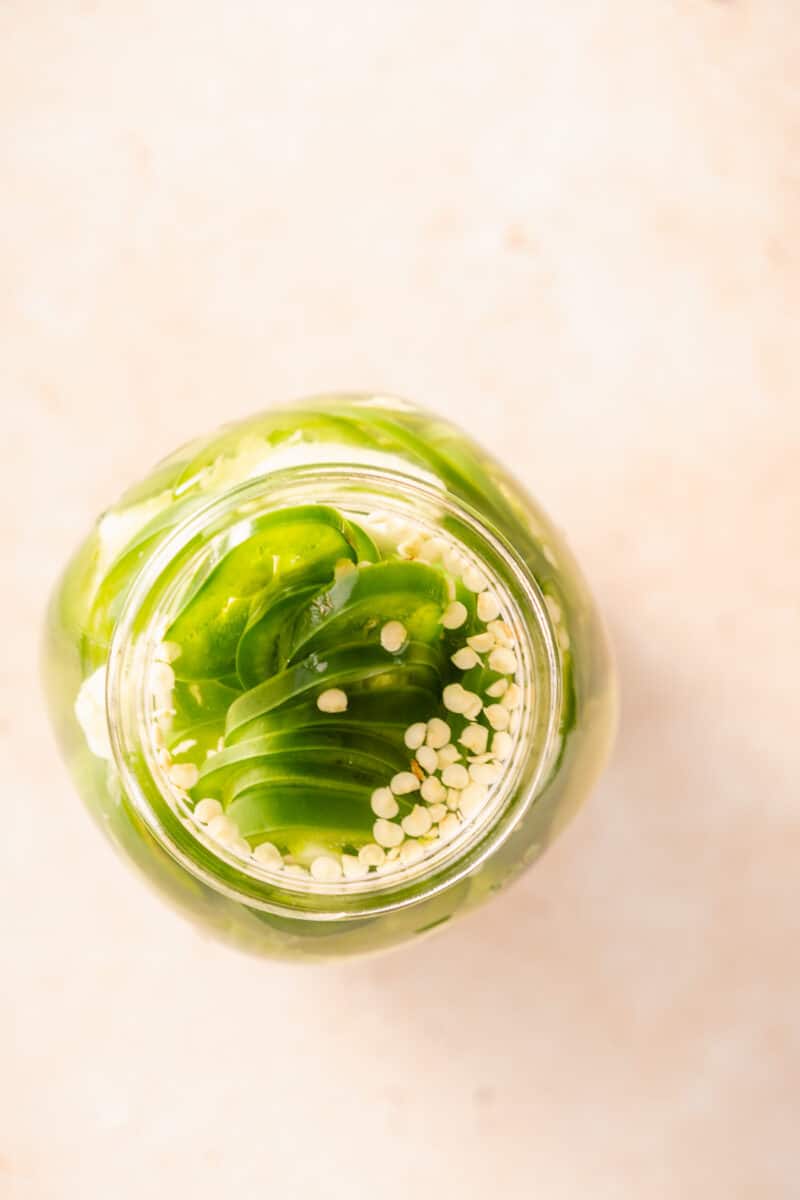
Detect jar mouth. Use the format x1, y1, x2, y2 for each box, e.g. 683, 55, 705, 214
106, 463, 564, 921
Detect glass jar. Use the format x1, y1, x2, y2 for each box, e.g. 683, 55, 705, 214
43, 394, 616, 959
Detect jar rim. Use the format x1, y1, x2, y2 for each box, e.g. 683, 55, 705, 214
105, 461, 564, 922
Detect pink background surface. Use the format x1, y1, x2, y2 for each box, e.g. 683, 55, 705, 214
2, 3, 798, 1197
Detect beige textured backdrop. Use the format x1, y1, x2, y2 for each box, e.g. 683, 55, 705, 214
2, 3, 798, 1197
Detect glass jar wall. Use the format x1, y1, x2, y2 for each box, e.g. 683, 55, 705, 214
43, 394, 616, 959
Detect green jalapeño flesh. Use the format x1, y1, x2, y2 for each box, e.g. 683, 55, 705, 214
45, 394, 616, 959
142, 504, 526, 882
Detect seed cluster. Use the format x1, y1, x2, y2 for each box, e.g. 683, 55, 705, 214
150, 519, 527, 884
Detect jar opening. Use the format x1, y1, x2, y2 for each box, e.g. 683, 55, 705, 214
106, 464, 563, 921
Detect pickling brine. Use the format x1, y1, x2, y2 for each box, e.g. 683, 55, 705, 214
43, 394, 616, 959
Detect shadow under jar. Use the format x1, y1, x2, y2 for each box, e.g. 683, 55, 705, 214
43, 394, 616, 959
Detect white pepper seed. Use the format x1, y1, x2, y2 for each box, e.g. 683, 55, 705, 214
470, 762, 502, 786
458, 724, 489, 755
229, 837, 252, 859
477, 592, 502, 622
421, 775, 447, 804
486, 678, 509, 698
154, 708, 175, 732
171, 738, 197, 756
419, 537, 445, 563
358, 843, 386, 868
167, 762, 199, 790
443, 547, 467, 575
492, 731, 514, 761
194, 798, 223, 824
207, 814, 238, 844
390, 771, 420, 796
442, 763, 470, 789
380, 620, 408, 653
399, 840, 425, 866
486, 704, 511, 731
398, 536, 424, 560
462, 566, 488, 593
402, 806, 433, 837
253, 841, 282, 867
459, 782, 488, 818
371, 787, 400, 818
416, 745, 439, 775
426, 718, 451, 749
488, 620, 515, 646
342, 854, 368, 880
488, 647, 517, 675
317, 688, 348, 713
437, 744, 461, 768
150, 661, 175, 693
284, 864, 309, 878
373, 819, 404, 848
441, 601, 468, 630
451, 647, 480, 671
439, 813, 461, 840
154, 641, 182, 664
404, 722, 427, 750
311, 856, 343, 882
443, 684, 470, 713
467, 632, 495, 654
